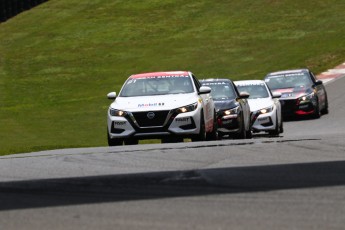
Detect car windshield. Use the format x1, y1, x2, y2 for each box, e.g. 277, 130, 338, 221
202, 82, 236, 100
265, 72, 313, 90
236, 84, 269, 99
119, 76, 194, 97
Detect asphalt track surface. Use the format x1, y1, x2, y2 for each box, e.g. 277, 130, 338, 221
1, 76, 345, 230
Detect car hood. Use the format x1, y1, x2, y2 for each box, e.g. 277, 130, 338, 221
248, 98, 274, 112
271, 86, 313, 99
110, 93, 198, 111
213, 98, 238, 111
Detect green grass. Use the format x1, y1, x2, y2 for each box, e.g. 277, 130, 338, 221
1, 0, 345, 155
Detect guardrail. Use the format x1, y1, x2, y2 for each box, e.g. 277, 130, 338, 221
0, 0, 48, 23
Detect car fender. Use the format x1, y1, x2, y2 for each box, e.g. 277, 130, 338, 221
200, 94, 215, 133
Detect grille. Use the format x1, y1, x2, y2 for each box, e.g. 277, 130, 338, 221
135, 127, 168, 133
281, 99, 297, 116
132, 110, 170, 127
261, 117, 273, 127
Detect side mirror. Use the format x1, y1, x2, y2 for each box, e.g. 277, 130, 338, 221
107, 92, 117, 99
239, 92, 250, 99
315, 80, 323, 86
272, 92, 282, 98
199, 86, 211, 95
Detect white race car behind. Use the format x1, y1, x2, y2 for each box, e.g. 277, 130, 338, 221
235, 80, 283, 136
107, 71, 218, 145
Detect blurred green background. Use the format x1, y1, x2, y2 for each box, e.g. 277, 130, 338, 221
1, 0, 344, 155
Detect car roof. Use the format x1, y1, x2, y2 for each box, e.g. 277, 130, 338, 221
200, 78, 232, 83
130, 71, 190, 79
234, 80, 266, 86
266, 68, 309, 77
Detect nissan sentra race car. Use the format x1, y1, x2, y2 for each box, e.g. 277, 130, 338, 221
235, 80, 283, 136
264, 69, 329, 119
201, 79, 252, 139
107, 71, 218, 145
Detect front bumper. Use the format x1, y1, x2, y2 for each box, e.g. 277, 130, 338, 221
280, 98, 317, 117
251, 111, 276, 132
216, 114, 241, 135
107, 108, 202, 140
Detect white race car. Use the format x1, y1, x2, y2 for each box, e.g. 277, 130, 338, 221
234, 80, 283, 136
107, 71, 218, 145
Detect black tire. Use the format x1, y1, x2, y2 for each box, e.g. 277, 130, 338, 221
206, 111, 218, 141
161, 137, 183, 143
321, 93, 329, 115
245, 113, 252, 139
235, 115, 246, 139
124, 139, 139, 145
107, 131, 123, 146
312, 101, 321, 119
192, 112, 206, 142
279, 115, 284, 133
269, 114, 280, 136
246, 129, 252, 139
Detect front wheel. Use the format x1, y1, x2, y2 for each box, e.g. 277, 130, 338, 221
321, 93, 329, 115
269, 114, 280, 136
245, 129, 252, 139
234, 115, 246, 139
192, 112, 206, 142
107, 131, 123, 146
124, 139, 139, 145
206, 111, 218, 140
312, 102, 321, 119
279, 114, 284, 133
161, 137, 184, 143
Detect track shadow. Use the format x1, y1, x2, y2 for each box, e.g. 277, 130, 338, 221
1, 160, 345, 211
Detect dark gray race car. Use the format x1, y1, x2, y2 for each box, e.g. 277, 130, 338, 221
201, 79, 252, 139
264, 68, 329, 119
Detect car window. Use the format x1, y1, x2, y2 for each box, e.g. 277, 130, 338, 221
309, 71, 317, 83
265, 72, 313, 89
120, 76, 194, 97
191, 74, 202, 92
201, 82, 236, 99
236, 84, 269, 99
171, 77, 194, 93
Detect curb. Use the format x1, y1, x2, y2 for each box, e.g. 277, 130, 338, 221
317, 62, 345, 84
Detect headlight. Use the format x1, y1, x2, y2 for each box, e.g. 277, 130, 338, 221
223, 106, 239, 115
109, 108, 127, 117
176, 102, 198, 114
298, 92, 314, 103
259, 105, 273, 114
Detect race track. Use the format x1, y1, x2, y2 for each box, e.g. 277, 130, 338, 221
1, 76, 345, 230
